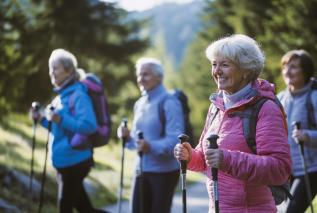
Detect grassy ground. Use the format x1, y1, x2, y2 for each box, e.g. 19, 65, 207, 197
0, 113, 202, 212
0, 113, 134, 212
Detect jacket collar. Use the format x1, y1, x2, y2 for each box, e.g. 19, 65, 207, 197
210, 79, 275, 111
142, 84, 165, 101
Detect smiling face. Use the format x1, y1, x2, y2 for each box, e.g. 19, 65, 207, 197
211, 57, 249, 94
49, 60, 72, 87
136, 64, 162, 92
282, 58, 306, 91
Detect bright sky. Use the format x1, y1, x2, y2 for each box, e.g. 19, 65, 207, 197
104, 0, 194, 12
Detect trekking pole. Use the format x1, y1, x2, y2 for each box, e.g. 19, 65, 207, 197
137, 131, 144, 213
38, 105, 54, 213
206, 134, 219, 213
30, 101, 40, 193
293, 121, 315, 213
178, 134, 190, 213
117, 118, 128, 213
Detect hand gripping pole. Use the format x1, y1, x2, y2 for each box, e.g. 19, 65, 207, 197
117, 118, 128, 213
178, 134, 190, 213
293, 122, 314, 213
137, 131, 144, 213
206, 134, 219, 213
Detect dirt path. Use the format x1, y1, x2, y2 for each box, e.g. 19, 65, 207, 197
103, 179, 209, 213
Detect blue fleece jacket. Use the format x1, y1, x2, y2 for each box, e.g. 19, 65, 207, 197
126, 84, 184, 173
41, 81, 97, 168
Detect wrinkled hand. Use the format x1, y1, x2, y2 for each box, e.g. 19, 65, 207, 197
117, 123, 130, 139
137, 139, 150, 153
174, 142, 192, 162
292, 129, 310, 143
204, 148, 224, 169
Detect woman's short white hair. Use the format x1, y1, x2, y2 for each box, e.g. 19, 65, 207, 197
135, 57, 164, 77
48, 48, 78, 73
205, 34, 265, 82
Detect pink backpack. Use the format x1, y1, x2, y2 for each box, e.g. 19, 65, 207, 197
69, 73, 111, 150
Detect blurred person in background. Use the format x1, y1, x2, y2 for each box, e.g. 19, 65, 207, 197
117, 57, 184, 213
278, 49, 317, 213
31, 48, 108, 213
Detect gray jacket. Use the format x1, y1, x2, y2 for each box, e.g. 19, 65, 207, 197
278, 79, 317, 176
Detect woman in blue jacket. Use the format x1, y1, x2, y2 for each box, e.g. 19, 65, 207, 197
32, 49, 107, 213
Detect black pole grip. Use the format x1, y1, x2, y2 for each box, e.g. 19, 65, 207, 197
47, 105, 55, 131
123, 118, 128, 128
206, 134, 219, 181
137, 131, 144, 139
48, 104, 55, 111
207, 134, 220, 212
137, 131, 144, 157
293, 121, 301, 130
293, 121, 304, 154
178, 134, 190, 174
122, 118, 128, 146
207, 134, 219, 149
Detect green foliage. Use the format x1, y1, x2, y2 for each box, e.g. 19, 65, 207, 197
259, 0, 317, 91
128, 1, 204, 69
0, 0, 148, 126
0, 113, 135, 212
177, 38, 213, 135
177, 0, 317, 142
0, 0, 34, 116
0, 115, 58, 212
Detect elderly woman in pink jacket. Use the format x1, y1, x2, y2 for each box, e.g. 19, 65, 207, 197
174, 34, 292, 213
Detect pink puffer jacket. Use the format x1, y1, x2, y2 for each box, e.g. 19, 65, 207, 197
188, 79, 291, 213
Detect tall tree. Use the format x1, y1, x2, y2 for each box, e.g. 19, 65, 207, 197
0, 0, 148, 121
260, 0, 317, 90
23, 0, 148, 110
0, 0, 34, 115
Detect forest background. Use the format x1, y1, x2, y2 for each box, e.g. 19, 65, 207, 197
2, 0, 317, 131
1, 0, 317, 212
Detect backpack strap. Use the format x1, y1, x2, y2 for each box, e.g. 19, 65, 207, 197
237, 97, 286, 154
158, 94, 173, 136
243, 98, 268, 154
229, 98, 268, 154
306, 81, 317, 129
208, 104, 220, 127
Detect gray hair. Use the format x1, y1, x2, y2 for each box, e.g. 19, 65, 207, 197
135, 57, 164, 77
205, 34, 265, 82
48, 48, 78, 74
